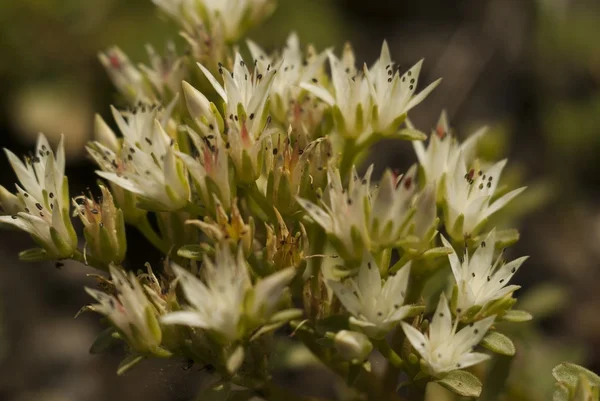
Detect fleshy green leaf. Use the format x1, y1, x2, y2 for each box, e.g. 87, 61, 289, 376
19, 247, 49, 262
437, 370, 483, 398
481, 331, 516, 356
553, 363, 600, 388
502, 309, 533, 322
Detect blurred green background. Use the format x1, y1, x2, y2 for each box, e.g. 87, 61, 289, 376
0, 0, 599, 400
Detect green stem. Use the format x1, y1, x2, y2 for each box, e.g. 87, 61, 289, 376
135, 216, 170, 254
338, 139, 357, 183
246, 182, 277, 223
374, 339, 404, 369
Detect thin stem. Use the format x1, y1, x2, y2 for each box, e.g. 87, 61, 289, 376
135, 216, 170, 254
338, 139, 357, 183
374, 339, 404, 369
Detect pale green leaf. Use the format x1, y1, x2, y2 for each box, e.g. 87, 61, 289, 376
437, 370, 483, 398
481, 331, 516, 356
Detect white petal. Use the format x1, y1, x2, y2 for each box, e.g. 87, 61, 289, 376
161, 311, 209, 328
429, 293, 452, 346
482, 187, 526, 220
198, 62, 227, 102
405, 78, 442, 112
456, 352, 490, 370
401, 322, 428, 358
299, 82, 335, 106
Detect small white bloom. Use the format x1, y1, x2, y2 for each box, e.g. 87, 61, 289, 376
161, 245, 295, 343
443, 154, 525, 239
364, 41, 441, 135
88, 102, 190, 211
368, 166, 419, 249
334, 330, 373, 362
301, 43, 371, 140
139, 43, 187, 99
199, 53, 277, 139
442, 230, 528, 313
0, 134, 77, 258
99, 47, 153, 103
178, 126, 233, 211
297, 166, 371, 261
401, 294, 494, 377
153, 0, 275, 43
86, 265, 163, 354
412, 110, 486, 189
298, 165, 424, 256
328, 253, 412, 339
247, 33, 329, 123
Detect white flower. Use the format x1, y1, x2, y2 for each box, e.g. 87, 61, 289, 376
364, 42, 441, 135
301, 43, 371, 140
161, 245, 295, 343
401, 294, 494, 377
247, 33, 329, 123
153, 0, 275, 43
297, 166, 371, 261
442, 230, 528, 313
99, 47, 153, 103
0, 134, 77, 259
199, 53, 277, 138
88, 102, 190, 211
86, 265, 164, 354
412, 110, 486, 189
139, 43, 187, 99
368, 165, 419, 249
328, 253, 412, 339
197, 54, 278, 182
443, 154, 525, 239
298, 165, 424, 256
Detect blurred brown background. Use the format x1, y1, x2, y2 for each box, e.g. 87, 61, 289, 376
0, 0, 599, 400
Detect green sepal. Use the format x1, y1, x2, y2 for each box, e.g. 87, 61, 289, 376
177, 244, 206, 260
115, 209, 127, 263
437, 369, 483, 398
98, 225, 116, 262
394, 127, 427, 141
50, 226, 74, 258
145, 306, 162, 344
117, 354, 144, 376
19, 247, 50, 262
89, 327, 120, 354
226, 346, 245, 374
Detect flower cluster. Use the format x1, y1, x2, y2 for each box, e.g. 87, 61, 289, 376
0, 0, 581, 399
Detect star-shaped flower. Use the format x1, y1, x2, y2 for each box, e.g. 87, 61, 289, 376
443, 154, 525, 240
412, 110, 486, 190
161, 245, 295, 343
442, 229, 528, 314
86, 265, 165, 355
401, 294, 494, 377
0, 134, 77, 259
88, 102, 190, 212
328, 253, 413, 339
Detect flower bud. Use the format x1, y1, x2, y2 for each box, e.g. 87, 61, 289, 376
334, 330, 373, 363
73, 185, 127, 266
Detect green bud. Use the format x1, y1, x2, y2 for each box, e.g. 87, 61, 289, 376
334, 330, 373, 363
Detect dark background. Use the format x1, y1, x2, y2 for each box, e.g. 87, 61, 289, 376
0, 0, 599, 400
